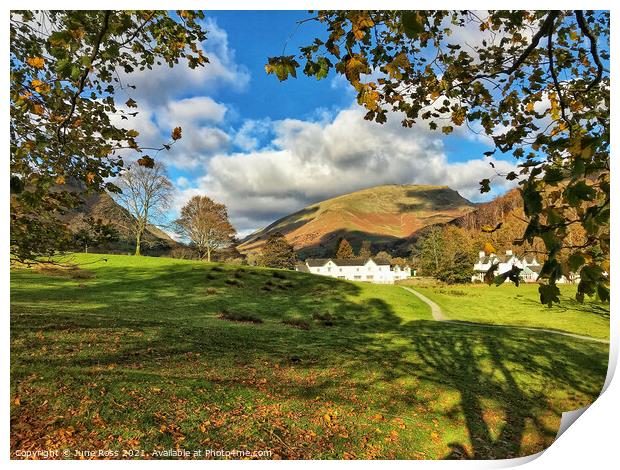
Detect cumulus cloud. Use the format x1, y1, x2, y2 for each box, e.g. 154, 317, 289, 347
117, 17, 249, 107
177, 106, 518, 233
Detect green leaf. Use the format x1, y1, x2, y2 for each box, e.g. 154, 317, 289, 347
567, 253, 585, 272
265, 56, 300, 81
539, 283, 560, 306
401, 11, 425, 38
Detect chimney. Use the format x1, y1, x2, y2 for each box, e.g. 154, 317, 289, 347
479, 251, 485, 259
506, 250, 513, 256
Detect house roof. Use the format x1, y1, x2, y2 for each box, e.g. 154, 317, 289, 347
305, 258, 331, 267
304, 257, 393, 267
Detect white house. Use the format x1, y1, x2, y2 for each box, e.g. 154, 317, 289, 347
472, 250, 542, 283
472, 250, 582, 284
296, 257, 412, 284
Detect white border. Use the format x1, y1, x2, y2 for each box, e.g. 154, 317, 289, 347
3, 2, 617, 468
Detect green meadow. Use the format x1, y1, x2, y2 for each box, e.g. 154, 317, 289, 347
11, 254, 609, 459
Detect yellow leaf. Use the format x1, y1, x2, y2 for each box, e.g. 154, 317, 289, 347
451, 108, 466, 126
526, 102, 534, 112
86, 172, 95, 184
483, 242, 496, 255
14, 397, 20, 406
27, 57, 45, 69
55, 176, 66, 185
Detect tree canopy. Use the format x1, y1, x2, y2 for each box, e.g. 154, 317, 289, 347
174, 196, 236, 262
111, 162, 173, 256
260, 232, 297, 269
267, 10, 609, 304
335, 238, 355, 258
10, 10, 207, 263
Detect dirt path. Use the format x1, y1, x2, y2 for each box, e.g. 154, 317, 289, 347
400, 286, 610, 344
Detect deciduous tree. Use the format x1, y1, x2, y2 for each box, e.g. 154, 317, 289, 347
335, 238, 354, 258
174, 196, 236, 262
111, 162, 173, 256
359, 240, 372, 258
10, 10, 207, 263
260, 232, 297, 269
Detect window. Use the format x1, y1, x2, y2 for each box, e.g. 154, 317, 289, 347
339, 268, 343, 272
327, 267, 331, 272
354, 275, 361, 280
366, 275, 374, 280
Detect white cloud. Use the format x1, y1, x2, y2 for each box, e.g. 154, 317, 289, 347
176, 105, 518, 233
116, 17, 249, 108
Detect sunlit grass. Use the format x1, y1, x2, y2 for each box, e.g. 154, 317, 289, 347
11, 254, 609, 459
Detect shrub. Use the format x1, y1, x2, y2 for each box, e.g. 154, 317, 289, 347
206, 287, 218, 295
272, 271, 287, 279
206, 273, 216, 280
233, 269, 244, 279
218, 309, 262, 323
282, 318, 310, 330
169, 247, 197, 259
261, 285, 274, 292
211, 265, 224, 272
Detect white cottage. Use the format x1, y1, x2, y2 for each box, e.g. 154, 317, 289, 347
472, 250, 541, 283
296, 257, 412, 284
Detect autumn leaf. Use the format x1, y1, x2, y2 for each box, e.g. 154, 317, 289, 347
137, 156, 155, 168
451, 108, 466, 126
483, 242, 496, 255
86, 172, 96, 184
55, 175, 66, 185
171, 126, 182, 140
31, 79, 50, 94
481, 222, 502, 233
27, 57, 45, 68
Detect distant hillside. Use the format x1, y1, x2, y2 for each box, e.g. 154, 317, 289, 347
238, 184, 476, 258
61, 183, 180, 255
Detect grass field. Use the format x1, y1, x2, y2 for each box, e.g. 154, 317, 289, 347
401, 281, 610, 340
11, 254, 609, 459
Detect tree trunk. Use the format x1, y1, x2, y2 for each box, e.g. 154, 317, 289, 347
206, 246, 211, 262
135, 231, 142, 256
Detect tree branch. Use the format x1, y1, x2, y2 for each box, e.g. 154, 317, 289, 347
575, 10, 604, 92
57, 11, 112, 144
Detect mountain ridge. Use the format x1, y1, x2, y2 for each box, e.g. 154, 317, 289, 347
238, 184, 476, 258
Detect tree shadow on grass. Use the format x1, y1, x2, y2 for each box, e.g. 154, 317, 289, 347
10, 262, 610, 459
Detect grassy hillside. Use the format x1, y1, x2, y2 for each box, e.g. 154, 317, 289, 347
402, 282, 610, 340
11, 255, 608, 459
238, 184, 476, 257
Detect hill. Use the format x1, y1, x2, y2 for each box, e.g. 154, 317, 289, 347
238, 184, 476, 258
61, 184, 180, 255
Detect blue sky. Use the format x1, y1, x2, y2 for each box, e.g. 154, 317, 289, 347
119, 11, 517, 236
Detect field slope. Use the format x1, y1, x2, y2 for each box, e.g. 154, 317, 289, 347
11, 254, 608, 459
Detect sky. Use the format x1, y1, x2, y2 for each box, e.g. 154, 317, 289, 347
115, 11, 519, 237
